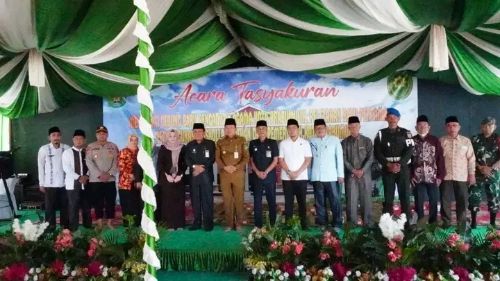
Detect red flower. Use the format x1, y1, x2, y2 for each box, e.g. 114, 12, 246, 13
282, 244, 291, 254
491, 239, 500, 251
2, 263, 29, 281
87, 238, 100, 257
51, 259, 65, 277
294, 242, 304, 255
54, 229, 74, 252
452, 266, 470, 281
331, 263, 348, 280
87, 249, 96, 257
328, 237, 343, 257
87, 261, 103, 277
458, 242, 470, 253
269, 241, 278, 250
281, 262, 295, 276
319, 252, 330, 261
388, 251, 398, 262
387, 266, 416, 281
387, 247, 402, 262
447, 233, 461, 247
387, 240, 397, 250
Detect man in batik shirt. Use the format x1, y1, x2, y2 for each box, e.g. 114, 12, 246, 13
470, 117, 500, 229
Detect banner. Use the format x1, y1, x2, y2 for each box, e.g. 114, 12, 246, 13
104, 68, 417, 149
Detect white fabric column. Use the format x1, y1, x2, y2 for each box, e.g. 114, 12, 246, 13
429, 24, 449, 72
28, 49, 46, 87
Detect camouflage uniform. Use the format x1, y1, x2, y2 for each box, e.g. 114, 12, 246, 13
469, 133, 500, 214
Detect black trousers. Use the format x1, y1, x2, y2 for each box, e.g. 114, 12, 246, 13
441, 180, 469, 229
119, 189, 143, 226
282, 180, 308, 228
190, 173, 213, 228
415, 182, 439, 224
89, 182, 116, 219
44, 187, 68, 229
382, 165, 411, 219
66, 186, 92, 230
253, 180, 277, 228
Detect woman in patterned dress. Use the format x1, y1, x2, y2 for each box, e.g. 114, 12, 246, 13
118, 135, 143, 226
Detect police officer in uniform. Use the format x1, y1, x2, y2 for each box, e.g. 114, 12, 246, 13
249, 120, 279, 228
86, 126, 119, 228
216, 118, 249, 231
184, 123, 216, 231
374, 108, 414, 222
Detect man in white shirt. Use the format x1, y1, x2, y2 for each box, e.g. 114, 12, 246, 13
62, 130, 91, 231
37, 126, 70, 231
279, 119, 312, 230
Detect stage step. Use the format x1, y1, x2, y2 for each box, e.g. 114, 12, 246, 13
158, 271, 247, 281
158, 226, 246, 272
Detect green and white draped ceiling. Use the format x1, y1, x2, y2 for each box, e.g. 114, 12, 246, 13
222, 0, 499, 95
0, 0, 499, 118
0, 0, 239, 118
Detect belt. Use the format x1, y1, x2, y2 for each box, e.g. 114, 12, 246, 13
386, 157, 401, 162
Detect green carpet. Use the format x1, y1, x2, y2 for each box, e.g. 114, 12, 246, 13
157, 271, 247, 281
158, 226, 245, 272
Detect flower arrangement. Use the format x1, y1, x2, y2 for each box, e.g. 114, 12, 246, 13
244, 214, 500, 281
12, 219, 49, 242
0, 220, 146, 281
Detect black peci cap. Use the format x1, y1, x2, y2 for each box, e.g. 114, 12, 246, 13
193, 123, 205, 130
224, 118, 236, 126
48, 126, 61, 135
313, 119, 326, 127
256, 120, 267, 127
348, 116, 360, 124
287, 118, 299, 127
73, 129, 86, 138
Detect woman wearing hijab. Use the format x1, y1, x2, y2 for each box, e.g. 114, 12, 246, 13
157, 129, 187, 230
118, 134, 143, 226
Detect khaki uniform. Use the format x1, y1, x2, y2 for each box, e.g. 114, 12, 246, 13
216, 135, 249, 227
86, 141, 119, 182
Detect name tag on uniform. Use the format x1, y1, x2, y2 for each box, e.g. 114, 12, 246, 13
205, 150, 210, 158
266, 150, 271, 158
234, 151, 239, 159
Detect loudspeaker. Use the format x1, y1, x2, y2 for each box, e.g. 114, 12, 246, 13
0, 152, 14, 179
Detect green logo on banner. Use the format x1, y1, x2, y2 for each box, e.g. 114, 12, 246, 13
107, 97, 126, 108
388, 71, 413, 100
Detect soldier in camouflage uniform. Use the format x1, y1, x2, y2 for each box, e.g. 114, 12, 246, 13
469, 117, 500, 228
